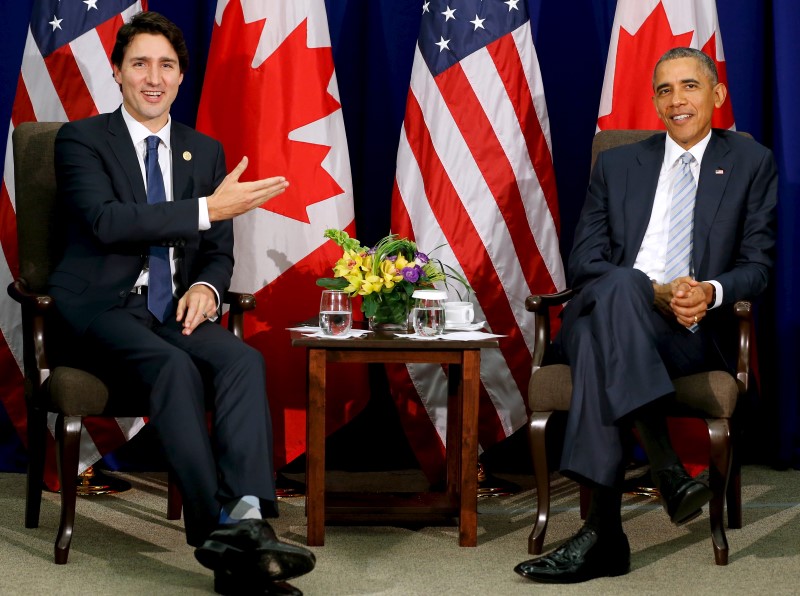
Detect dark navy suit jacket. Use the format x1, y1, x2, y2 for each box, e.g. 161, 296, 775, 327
48, 107, 232, 335
564, 129, 778, 369
568, 129, 778, 301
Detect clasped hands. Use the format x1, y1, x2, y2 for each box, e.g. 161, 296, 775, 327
653, 277, 714, 328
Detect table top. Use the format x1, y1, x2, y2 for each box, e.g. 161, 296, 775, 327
289, 328, 501, 350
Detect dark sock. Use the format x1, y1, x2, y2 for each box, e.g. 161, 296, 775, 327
584, 485, 623, 536
632, 400, 681, 473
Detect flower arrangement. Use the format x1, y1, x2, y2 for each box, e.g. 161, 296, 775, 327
317, 229, 470, 326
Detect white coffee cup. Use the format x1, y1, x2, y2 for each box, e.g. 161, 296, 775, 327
444, 301, 474, 326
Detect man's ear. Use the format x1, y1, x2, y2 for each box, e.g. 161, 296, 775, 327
713, 82, 728, 109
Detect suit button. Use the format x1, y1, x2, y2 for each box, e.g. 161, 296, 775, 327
119, 291, 127, 298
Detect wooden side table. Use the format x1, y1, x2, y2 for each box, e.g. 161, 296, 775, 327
290, 330, 500, 547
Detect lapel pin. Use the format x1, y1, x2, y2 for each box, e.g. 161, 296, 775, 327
715, 168, 724, 175
183, 151, 192, 161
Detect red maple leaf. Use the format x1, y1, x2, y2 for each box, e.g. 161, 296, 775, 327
196, 0, 343, 223
700, 32, 735, 129
597, 1, 694, 130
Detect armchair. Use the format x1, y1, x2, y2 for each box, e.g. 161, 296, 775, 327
524, 130, 752, 566
8, 121, 255, 564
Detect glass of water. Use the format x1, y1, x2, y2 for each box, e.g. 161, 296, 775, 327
319, 290, 352, 336
412, 289, 447, 337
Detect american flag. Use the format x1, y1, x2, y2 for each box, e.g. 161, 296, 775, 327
390, 0, 565, 480
0, 0, 147, 485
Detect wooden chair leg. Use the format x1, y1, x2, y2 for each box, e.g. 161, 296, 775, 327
55, 415, 82, 564
726, 444, 743, 529
707, 417, 732, 566
166, 468, 183, 520
25, 404, 47, 529
528, 411, 553, 555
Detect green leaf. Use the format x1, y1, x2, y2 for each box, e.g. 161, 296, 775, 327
316, 278, 348, 290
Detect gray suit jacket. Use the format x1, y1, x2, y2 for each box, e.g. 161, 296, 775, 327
48, 107, 232, 334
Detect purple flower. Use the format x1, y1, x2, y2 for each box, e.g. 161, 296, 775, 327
402, 265, 422, 283
415, 251, 429, 264
387, 255, 397, 262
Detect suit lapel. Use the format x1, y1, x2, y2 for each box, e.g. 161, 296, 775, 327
170, 122, 193, 202
107, 108, 147, 204
625, 134, 664, 265
693, 131, 733, 277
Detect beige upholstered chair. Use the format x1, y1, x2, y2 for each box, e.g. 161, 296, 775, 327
7, 121, 255, 564
525, 130, 751, 566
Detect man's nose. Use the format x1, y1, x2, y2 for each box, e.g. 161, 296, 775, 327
145, 65, 161, 84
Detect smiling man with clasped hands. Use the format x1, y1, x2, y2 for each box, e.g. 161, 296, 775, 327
514, 47, 777, 584
48, 11, 314, 596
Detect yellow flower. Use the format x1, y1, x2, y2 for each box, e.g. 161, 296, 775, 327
379, 259, 402, 289
333, 249, 364, 278
358, 274, 384, 295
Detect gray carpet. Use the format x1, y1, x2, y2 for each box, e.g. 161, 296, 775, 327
1, 466, 799, 595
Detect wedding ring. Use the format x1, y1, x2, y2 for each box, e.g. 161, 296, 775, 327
202, 311, 208, 319
693, 315, 698, 324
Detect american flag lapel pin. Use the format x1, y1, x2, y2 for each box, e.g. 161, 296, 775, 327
715, 167, 724, 175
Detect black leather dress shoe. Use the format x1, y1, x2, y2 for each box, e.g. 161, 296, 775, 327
213, 568, 303, 596
514, 526, 630, 584
654, 464, 713, 525
195, 519, 315, 582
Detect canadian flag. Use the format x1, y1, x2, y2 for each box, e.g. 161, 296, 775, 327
196, 0, 369, 468
597, 0, 735, 474
598, 0, 734, 131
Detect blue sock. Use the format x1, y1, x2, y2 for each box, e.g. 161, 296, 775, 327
219, 495, 261, 525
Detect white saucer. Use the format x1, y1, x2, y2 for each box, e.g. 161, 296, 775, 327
445, 321, 484, 331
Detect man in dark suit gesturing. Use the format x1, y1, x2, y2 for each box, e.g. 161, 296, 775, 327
515, 47, 777, 583
49, 11, 314, 595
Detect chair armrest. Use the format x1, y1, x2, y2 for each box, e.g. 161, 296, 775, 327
223, 291, 256, 340
525, 289, 574, 369
7, 278, 54, 387
733, 300, 752, 394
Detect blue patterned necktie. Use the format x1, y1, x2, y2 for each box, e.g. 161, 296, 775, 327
665, 151, 699, 332
664, 152, 697, 282
145, 135, 174, 322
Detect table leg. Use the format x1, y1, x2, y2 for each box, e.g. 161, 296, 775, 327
459, 350, 480, 547
306, 348, 326, 546
446, 364, 462, 500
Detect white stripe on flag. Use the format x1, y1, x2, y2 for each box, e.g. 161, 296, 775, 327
513, 24, 553, 155
70, 31, 122, 115
20, 30, 68, 122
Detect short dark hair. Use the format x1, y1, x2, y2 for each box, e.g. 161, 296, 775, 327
111, 11, 189, 73
652, 47, 718, 88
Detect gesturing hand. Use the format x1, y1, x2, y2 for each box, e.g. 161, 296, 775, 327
207, 156, 289, 221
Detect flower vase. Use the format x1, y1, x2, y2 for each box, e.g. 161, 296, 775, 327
367, 299, 411, 333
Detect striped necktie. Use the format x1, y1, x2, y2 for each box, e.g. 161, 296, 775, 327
664, 152, 697, 283
145, 135, 174, 322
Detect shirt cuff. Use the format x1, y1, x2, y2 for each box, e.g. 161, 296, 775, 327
705, 280, 723, 309
198, 197, 211, 231
190, 281, 220, 321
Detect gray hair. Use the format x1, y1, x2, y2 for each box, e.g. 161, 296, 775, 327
653, 47, 719, 88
